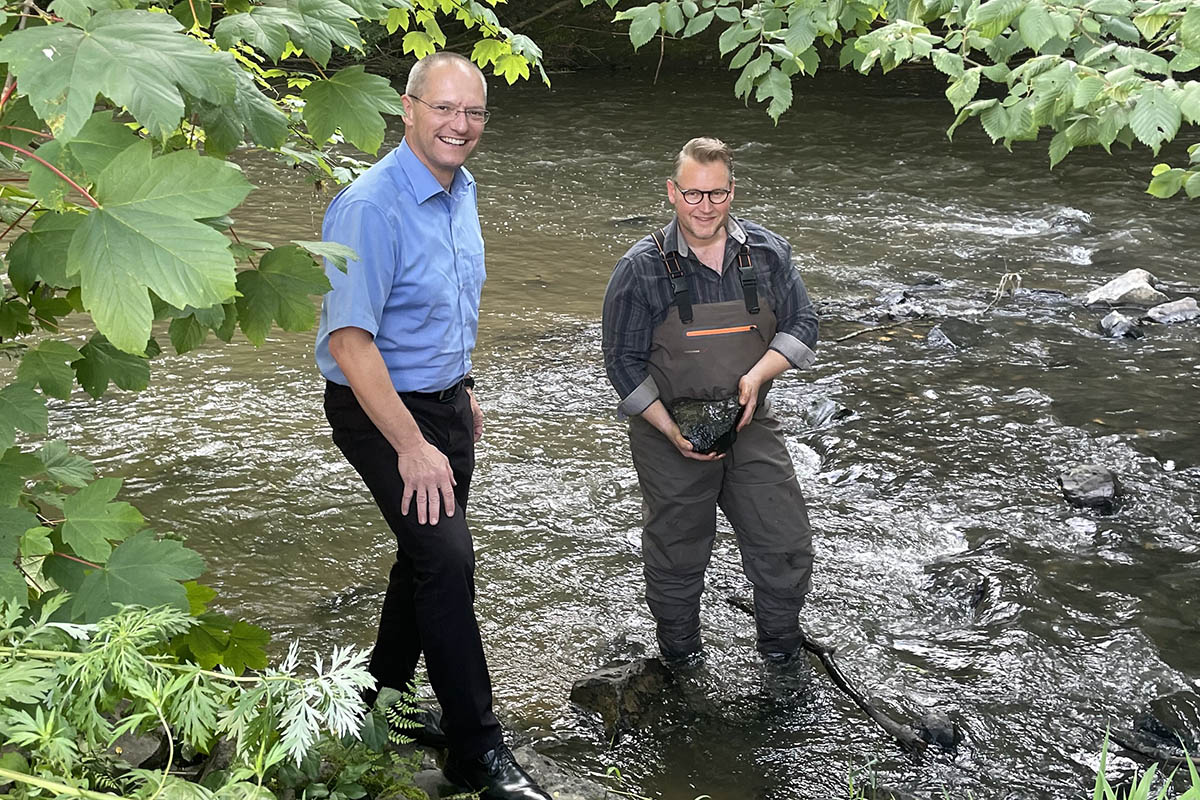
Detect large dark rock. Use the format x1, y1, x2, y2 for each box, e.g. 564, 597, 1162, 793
1099, 310, 1143, 339
916, 710, 963, 751
877, 289, 926, 319
570, 658, 673, 731
1083, 269, 1169, 307
1058, 465, 1122, 513
1145, 297, 1200, 324
668, 396, 741, 454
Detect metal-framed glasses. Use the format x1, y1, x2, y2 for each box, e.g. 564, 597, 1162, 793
408, 94, 491, 125
675, 186, 732, 205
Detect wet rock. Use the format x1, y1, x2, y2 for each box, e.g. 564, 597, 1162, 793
926, 326, 957, 349
1138, 690, 1200, 751
802, 397, 853, 428
878, 289, 926, 319
109, 730, 167, 769
570, 658, 673, 731
1099, 310, 1143, 339
668, 396, 741, 454
1145, 297, 1200, 324
910, 271, 941, 287
609, 214, 656, 226
1082, 269, 1169, 307
925, 318, 987, 349
511, 745, 613, 800
1057, 464, 1121, 513
916, 710, 963, 751
1047, 208, 1095, 234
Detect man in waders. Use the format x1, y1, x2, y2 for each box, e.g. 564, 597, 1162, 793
316, 52, 550, 800
602, 137, 818, 665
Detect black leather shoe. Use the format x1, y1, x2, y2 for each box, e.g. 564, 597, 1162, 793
443, 743, 551, 800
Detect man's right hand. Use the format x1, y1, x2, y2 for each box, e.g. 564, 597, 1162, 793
640, 400, 724, 462
396, 439, 457, 525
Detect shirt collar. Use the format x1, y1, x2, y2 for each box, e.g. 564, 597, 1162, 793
664, 216, 747, 258
392, 138, 476, 203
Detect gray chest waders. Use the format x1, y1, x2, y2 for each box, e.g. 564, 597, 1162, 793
627, 227, 816, 659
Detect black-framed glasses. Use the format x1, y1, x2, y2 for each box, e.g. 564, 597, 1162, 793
675, 186, 732, 205
408, 94, 491, 125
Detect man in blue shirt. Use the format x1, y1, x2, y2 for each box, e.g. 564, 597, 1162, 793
316, 52, 549, 800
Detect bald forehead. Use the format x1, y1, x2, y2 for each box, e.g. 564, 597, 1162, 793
408, 57, 487, 99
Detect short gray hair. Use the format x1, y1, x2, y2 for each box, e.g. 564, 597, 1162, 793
672, 137, 734, 182
405, 52, 487, 99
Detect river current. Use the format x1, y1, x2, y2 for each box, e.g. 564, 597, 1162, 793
46, 72, 1200, 798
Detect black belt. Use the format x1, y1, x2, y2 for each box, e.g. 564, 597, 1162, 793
401, 378, 464, 403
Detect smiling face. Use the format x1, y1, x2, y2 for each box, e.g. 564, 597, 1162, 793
401, 60, 487, 189
667, 156, 735, 249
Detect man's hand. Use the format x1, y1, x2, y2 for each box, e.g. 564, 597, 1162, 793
396, 438, 456, 525
736, 373, 762, 431
467, 388, 483, 442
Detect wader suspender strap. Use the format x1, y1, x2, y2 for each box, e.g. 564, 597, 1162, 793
650, 229, 694, 324
738, 244, 760, 315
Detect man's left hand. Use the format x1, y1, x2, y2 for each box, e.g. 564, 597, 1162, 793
468, 388, 483, 442
736, 373, 761, 431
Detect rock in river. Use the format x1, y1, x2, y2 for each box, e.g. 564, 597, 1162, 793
570, 658, 673, 731
668, 396, 742, 454
1100, 310, 1143, 338
1145, 297, 1200, 324
1083, 269, 1169, 307
1058, 464, 1121, 513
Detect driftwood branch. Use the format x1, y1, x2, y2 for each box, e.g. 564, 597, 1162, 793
1109, 729, 1193, 768
725, 595, 927, 754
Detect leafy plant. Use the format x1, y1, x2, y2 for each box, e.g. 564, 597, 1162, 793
601, 0, 1200, 196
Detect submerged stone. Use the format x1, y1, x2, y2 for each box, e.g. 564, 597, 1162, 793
1100, 310, 1143, 338
1083, 269, 1169, 307
1145, 297, 1200, 324
1058, 464, 1122, 513
570, 658, 673, 731
668, 396, 742, 454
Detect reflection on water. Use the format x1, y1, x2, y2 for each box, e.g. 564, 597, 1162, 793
42, 72, 1200, 798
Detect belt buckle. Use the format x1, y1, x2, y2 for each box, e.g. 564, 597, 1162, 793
436, 381, 459, 402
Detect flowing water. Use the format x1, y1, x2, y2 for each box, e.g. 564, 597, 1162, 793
45, 72, 1200, 798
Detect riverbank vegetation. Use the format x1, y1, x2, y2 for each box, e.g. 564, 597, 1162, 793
0, 0, 1197, 796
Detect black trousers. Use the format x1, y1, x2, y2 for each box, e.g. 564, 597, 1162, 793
324, 380, 502, 759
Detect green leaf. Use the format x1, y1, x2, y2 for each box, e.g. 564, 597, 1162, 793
68, 141, 247, 354
719, 21, 749, 55
714, 5, 740, 22
628, 4, 661, 49
729, 41, 758, 69
17, 341, 81, 400
1130, 86, 1182, 153
1177, 82, 1200, 124
1146, 166, 1185, 197
37, 440, 95, 488
169, 314, 208, 355
0, 448, 41, 507
932, 48, 964, 77
1133, 10, 1170, 39
756, 66, 793, 121
0, 10, 236, 141
27, 113, 138, 209
195, 68, 290, 157
215, 0, 362, 65
784, 15, 817, 54
293, 239, 356, 272
234, 244, 331, 345
72, 530, 205, 622
1085, 0, 1131, 14
0, 383, 47, 453
970, 0, 1027, 38
470, 38, 508, 67
1074, 75, 1106, 108
1115, 45, 1170, 75
6, 212, 84, 293
1018, 2, 1055, 52
682, 9, 714, 36
980, 102, 1009, 141
946, 68, 981, 111
1049, 129, 1073, 166
171, 0, 213, 28
173, 613, 269, 673
300, 65, 404, 154
664, 1, 684, 34
0, 507, 38, 605
401, 29, 435, 58
1184, 171, 1200, 198
1181, 6, 1200, 51
184, 579, 218, 614
61, 476, 144, 563
734, 51, 772, 96
73, 334, 151, 398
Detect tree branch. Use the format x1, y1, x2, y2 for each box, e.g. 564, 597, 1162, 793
0, 140, 101, 207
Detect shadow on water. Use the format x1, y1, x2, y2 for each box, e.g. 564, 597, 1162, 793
34, 71, 1200, 798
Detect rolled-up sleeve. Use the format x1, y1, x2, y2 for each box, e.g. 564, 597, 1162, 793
602, 257, 659, 414
766, 237, 818, 369
321, 199, 397, 337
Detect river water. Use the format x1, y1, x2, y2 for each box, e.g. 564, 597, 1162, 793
47, 72, 1200, 798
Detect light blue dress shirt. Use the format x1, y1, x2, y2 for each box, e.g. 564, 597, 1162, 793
315, 138, 486, 393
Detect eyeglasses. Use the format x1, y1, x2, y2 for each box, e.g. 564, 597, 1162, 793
675, 185, 732, 205
408, 94, 491, 125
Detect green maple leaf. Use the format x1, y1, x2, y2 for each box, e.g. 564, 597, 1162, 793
37, 440, 95, 488
6, 212, 84, 293
300, 65, 404, 153
0, 383, 48, 453
293, 239, 356, 272
175, 614, 269, 673
0, 507, 39, 605
27, 111, 138, 208
17, 341, 82, 400
184, 580, 218, 615
61, 476, 144, 563
0, 10, 236, 141
0, 448, 42, 507
169, 314, 208, 355
215, 0, 361, 65
73, 334, 151, 398
234, 244, 331, 345
68, 140, 249, 354
195, 68, 289, 157
72, 530, 206, 622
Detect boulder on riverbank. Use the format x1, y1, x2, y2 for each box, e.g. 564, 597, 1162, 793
569, 658, 673, 731
1057, 465, 1122, 513
1082, 269, 1169, 307
1099, 310, 1143, 339
408, 747, 613, 800
1145, 297, 1200, 324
